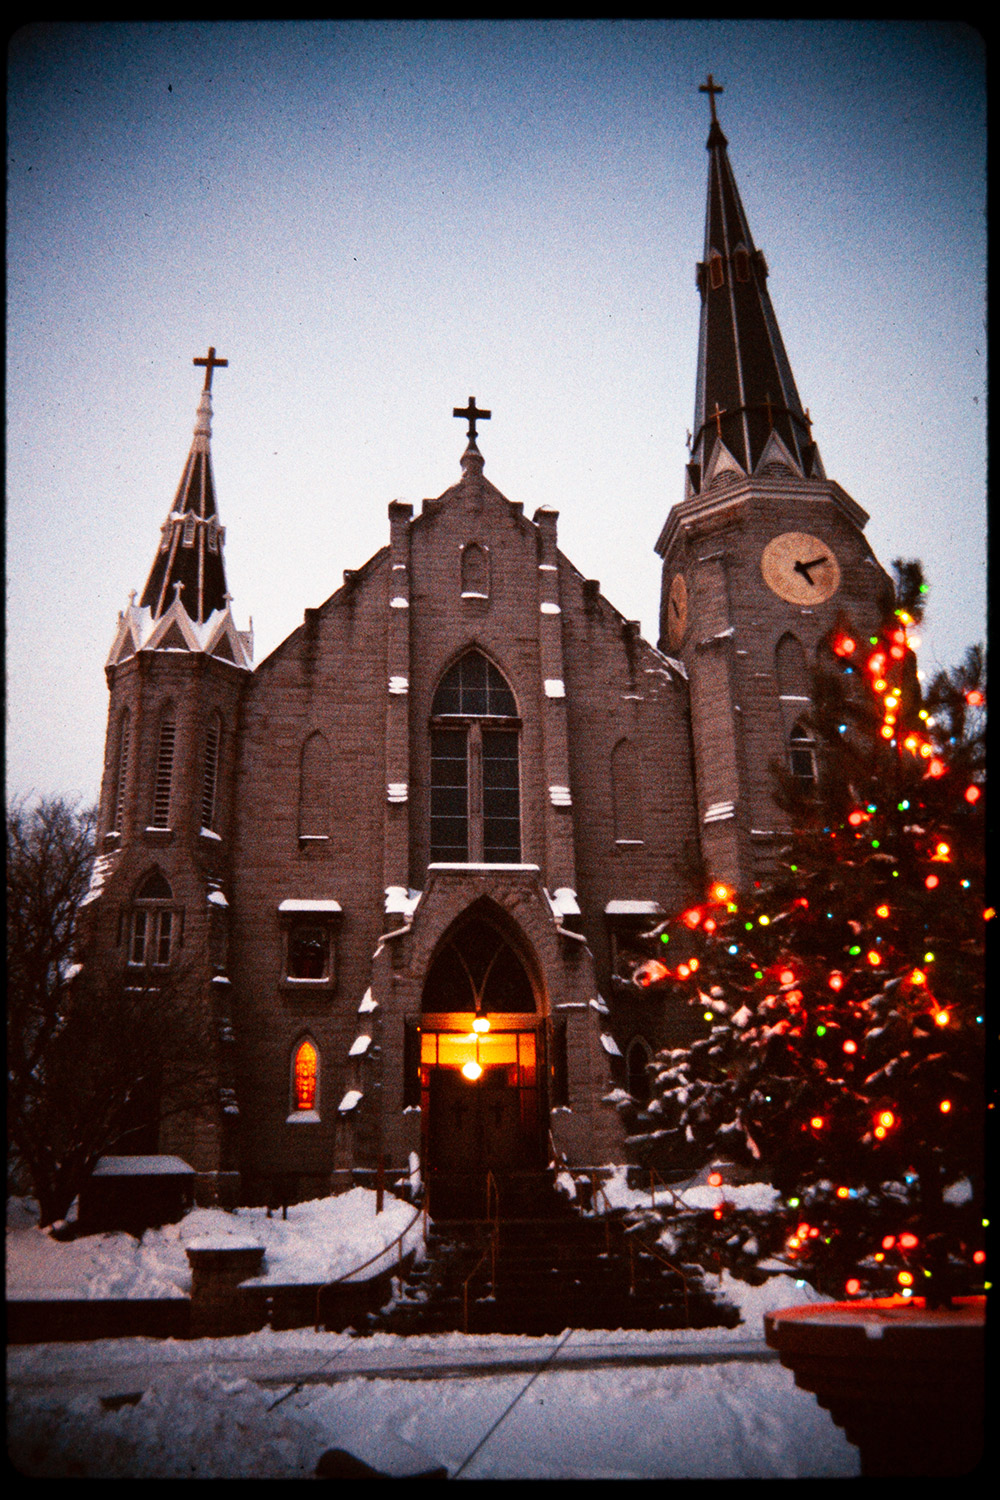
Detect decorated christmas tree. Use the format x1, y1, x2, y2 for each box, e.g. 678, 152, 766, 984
632, 564, 987, 1304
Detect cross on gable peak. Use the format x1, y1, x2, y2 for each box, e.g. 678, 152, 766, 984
453, 397, 491, 441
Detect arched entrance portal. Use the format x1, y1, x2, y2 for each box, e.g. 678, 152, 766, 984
419, 907, 546, 1215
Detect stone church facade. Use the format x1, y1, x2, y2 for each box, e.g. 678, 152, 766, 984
83, 91, 892, 1208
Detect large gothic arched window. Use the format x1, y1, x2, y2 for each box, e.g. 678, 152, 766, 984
429, 652, 520, 864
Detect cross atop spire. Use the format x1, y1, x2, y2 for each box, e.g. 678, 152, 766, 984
193, 345, 228, 392
699, 73, 724, 125
453, 397, 491, 441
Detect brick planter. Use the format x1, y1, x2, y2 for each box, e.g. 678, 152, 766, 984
764, 1297, 985, 1476
186, 1241, 265, 1339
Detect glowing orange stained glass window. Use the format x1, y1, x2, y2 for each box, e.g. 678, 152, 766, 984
294, 1040, 318, 1111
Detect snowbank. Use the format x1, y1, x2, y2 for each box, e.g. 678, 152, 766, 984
7, 1189, 423, 1301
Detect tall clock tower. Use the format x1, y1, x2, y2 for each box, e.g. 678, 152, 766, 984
657, 77, 893, 889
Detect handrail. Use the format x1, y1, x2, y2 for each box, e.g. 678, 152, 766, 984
460, 1170, 499, 1333
625, 1223, 693, 1327
314, 1197, 424, 1331
547, 1140, 694, 1326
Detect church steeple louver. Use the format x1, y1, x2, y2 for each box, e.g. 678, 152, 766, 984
688, 75, 823, 493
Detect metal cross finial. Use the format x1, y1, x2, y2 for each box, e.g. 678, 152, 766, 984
194, 346, 228, 391
453, 397, 491, 441
710, 401, 726, 439
699, 73, 724, 125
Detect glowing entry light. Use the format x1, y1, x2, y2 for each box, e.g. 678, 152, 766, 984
461, 1060, 483, 1081
472, 1017, 491, 1034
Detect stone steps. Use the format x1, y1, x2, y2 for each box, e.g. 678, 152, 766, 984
366, 1188, 738, 1336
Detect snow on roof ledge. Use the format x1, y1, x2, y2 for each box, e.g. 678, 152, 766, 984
605, 899, 665, 917
385, 886, 421, 917
278, 899, 342, 913
338, 1090, 363, 1114
92, 1155, 195, 1176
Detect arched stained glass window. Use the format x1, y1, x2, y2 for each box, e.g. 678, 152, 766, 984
292, 1039, 318, 1113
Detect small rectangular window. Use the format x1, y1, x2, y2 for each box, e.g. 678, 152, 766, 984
288, 923, 329, 980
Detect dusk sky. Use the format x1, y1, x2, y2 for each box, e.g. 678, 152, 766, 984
6, 20, 986, 807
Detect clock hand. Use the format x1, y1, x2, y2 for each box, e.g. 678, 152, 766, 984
793, 554, 829, 584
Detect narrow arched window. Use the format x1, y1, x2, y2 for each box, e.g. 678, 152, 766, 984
299, 731, 330, 843
430, 652, 520, 864
291, 1038, 319, 1114
789, 721, 817, 784
708, 251, 725, 289
201, 712, 221, 832
129, 870, 178, 967
151, 710, 176, 828
611, 738, 643, 844
111, 710, 131, 833
733, 246, 750, 283
461, 543, 489, 598
776, 633, 810, 699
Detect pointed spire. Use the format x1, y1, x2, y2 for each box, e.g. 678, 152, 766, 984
139, 349, 231, 624
688, 78, 823, 491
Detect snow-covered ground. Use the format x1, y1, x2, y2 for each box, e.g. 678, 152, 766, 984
7, 1180, 860, 1479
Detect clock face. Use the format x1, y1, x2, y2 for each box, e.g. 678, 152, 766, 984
761, 532, 841, 605
667, 572, 688, 647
